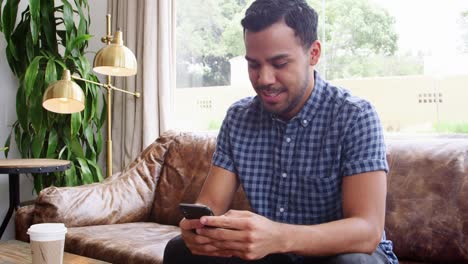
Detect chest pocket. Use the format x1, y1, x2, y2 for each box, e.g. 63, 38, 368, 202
296, 131, 343, 195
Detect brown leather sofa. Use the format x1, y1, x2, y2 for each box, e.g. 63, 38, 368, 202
15, 131, 468, 264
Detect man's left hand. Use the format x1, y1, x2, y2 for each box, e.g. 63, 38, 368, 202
196, 210, 284, 260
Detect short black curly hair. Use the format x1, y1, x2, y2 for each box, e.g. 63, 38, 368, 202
241, 0, 318, 49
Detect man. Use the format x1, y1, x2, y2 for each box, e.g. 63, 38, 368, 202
164, 0, 398, 263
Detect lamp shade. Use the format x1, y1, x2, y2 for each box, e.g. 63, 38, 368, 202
42, 70, 85, 114
93, 30, 137, 76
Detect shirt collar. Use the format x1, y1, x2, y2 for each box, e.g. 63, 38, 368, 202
295, 70, 327, 127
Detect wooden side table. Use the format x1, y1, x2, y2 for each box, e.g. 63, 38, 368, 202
0, 240, 110, 263
0, 159, 71, 238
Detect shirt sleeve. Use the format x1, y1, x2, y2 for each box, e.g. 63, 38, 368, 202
212, 109, 237, 173
341, 101, 388, 177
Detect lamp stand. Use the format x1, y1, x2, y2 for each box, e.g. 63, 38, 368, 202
106, 76, 113, 177
102, 15, 114, 177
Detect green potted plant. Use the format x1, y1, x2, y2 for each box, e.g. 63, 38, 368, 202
0, 0, 104, 193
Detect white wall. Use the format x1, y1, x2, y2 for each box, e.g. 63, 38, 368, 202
0, 0, 107, 241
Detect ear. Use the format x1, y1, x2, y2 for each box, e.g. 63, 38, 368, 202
308, 40, 321, 66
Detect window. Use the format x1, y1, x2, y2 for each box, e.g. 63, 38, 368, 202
173, 0, 468, 134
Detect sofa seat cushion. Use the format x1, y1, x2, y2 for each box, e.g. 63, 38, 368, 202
65, 222, 180, 264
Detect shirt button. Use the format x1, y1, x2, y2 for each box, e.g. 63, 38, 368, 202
279, 208, 285, 213
282, 172, 287, 178
302, 120, 308, 125
286, 137, 291, 143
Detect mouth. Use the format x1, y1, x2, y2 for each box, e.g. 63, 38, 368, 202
257, 87, 286, 104
261, 89, 283, 98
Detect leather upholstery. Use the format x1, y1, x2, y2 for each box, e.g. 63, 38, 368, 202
385, 138, 468, 263
66, 222, 180, 264
15, 131, 468, 264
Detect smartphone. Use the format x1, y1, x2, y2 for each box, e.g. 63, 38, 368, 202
179, 203, 214, 219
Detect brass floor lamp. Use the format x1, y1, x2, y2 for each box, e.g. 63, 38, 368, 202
42, 14, 139, 178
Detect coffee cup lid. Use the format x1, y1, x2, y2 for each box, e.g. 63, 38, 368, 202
27, 223, 67, 241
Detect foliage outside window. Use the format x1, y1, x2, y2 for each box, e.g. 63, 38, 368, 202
174, 0, 468, 134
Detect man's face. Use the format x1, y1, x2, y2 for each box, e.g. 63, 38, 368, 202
245, 20, 320, 120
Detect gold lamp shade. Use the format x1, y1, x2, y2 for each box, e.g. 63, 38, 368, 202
42, 70, 85, 114
93, 30, 137, 76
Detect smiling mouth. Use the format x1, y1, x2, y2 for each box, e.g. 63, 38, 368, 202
262, 89, 283, 97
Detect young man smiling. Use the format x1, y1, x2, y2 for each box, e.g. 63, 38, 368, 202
164, 0, 398, 263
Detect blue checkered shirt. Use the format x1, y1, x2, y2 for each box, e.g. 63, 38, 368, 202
212, 72, 398, 264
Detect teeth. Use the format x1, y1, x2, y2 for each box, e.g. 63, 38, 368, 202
264, 90, 281, 97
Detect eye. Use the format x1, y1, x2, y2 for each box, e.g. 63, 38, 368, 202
273, 62, 288, 69
248, 62, 260, 69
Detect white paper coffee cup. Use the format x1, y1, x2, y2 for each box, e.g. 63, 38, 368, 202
27, 223, 67, 264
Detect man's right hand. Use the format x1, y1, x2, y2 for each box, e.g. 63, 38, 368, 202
179, 218, 232, 258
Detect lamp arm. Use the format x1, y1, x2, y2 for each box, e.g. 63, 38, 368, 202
109, 84, 141, 98
71, 75, 140, 98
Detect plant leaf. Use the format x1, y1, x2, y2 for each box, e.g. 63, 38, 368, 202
98, 93, 106, 129
54, 59, 67, 70
46, 130, 58, 158
64, 163, 78, 186
68, 137, 84, 158
24, 56, 43, 98
20, 133, 30, 158
31, 128, 46, 158
70, 33, 92, 52
45, 58, 57, 86
0, 0, 4, 32
16, 84, 28, 131
29, 0, 40, 44
40, 1, 58, 54
87, 159, 103, 182
30, 73, 44, 132
61, 0, 73, 32
3, 130, 12, 158
13, 122, 21, 154
95, 128, 102, 155
84, 125, 94, 150
33, 173, 44, 194
5, 42, 19, 76
2, 0, 20, 38
71, 112, 82, 138
58, 145, 67, 160
76, 157, 93, 184
25, 30, 35, 62
62, 0, 75, 56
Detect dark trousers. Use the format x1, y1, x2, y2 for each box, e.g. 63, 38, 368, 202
163, 235, 389, 264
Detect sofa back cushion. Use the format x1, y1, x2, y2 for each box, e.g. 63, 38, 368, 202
150, 131, 251, 225
150, 132, 468, 262
385, 137, 468, 263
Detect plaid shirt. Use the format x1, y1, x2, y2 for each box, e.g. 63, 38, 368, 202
213, 72, 398, 264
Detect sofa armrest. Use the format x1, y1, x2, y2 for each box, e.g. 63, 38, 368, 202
15, 205, 35, 242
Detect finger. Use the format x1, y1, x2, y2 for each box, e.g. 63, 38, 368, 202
196, 226, 249, 242
211, 240, 250, 251
200, 214, 253, 231
180, 218, 205, 230
185, 238, 233, 258
223, 210, 253, 217
182, 229, 215, 245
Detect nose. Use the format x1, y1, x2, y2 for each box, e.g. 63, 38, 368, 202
256, 66, 275, 86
